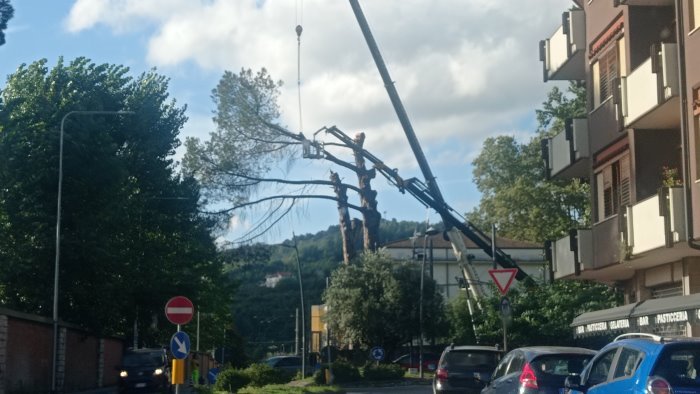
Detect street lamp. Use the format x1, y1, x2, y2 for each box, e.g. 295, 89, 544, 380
52, 110, 134, 393
419, 226, 439, 378
282, 234, 306, 378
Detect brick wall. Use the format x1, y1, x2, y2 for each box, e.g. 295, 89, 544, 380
0, 307, 124, 394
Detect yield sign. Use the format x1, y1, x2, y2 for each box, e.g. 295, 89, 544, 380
165, 296, 194, 325
488, 268, 518, 295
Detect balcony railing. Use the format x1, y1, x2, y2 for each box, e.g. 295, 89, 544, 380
543, 118, 589, 180
620, 43, 680, 129
539, 10, 585, 82
614, 0, 673, 6
625, 187, 685, 256
551, 229, 592, 279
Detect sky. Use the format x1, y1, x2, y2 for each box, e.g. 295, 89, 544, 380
0, 0, 571, 245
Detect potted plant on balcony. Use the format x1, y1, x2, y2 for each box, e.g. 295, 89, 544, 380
661, 166, 682, 188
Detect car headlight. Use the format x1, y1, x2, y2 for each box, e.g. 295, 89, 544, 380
119, 370, 128, 378
154, 368, 163, 376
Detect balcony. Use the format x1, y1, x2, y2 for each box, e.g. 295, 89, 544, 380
614, 0, 673, 6
620, 43, 680, 129
623, 187, 696, 267
543, 118, 590, 180
539, 10, 585, 82
551, 229, 592, 280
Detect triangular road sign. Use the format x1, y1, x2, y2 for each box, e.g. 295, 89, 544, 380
488, 268, 518, 295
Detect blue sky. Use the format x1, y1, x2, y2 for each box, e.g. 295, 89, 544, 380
1, 0, 571, 245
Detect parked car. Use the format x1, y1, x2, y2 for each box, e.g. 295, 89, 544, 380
393, 352, 440, 371
117, 348, 170, 393
432, 344, 502, 394
480, 346, 596, 394
265, 355, 303, 375
565, 333, 700, 394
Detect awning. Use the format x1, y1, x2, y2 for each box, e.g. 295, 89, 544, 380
572, 293, 700, 337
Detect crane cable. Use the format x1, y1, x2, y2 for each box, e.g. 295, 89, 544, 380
295, 0, 304, 134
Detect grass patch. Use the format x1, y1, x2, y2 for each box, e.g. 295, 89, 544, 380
238, 384, 345, 393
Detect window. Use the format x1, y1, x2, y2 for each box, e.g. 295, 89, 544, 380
613, 348, 643, 379
592, 37, 625, 108
491, 354, 512, 380
587, 349, 617, 386
507, 353, 525, 374
592, 38, 624, 107
596, 154, 631, 222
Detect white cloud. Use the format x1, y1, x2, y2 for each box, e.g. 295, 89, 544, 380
64, 0, 575, 239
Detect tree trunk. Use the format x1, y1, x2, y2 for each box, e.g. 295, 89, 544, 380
353, 133, 382, 251
331, 171, 355, 264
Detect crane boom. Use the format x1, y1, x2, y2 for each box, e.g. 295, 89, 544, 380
345, 0, 536, 290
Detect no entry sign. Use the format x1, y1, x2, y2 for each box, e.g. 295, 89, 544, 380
165, 296, 194, 325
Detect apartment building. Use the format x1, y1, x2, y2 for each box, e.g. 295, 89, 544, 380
540, 0, 700, 337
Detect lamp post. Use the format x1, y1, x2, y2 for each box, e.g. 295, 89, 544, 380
52, 110, 134, 393
282, 234, 306, 378
419, 226, 439, 379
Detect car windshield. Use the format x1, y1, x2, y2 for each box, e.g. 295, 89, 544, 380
531, 354, 592, 376
445, 350, 500, 369
651, 344, 700, 387
122, 353, 162, 367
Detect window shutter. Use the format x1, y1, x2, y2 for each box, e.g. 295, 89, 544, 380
619, 155, 631, 207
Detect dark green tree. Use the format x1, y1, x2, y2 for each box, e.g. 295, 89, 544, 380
467, 82, 589, 243
472, 281, 621, 348
0, 0, 13, 46
323, 251, 447, 356
0, 57, 232, 342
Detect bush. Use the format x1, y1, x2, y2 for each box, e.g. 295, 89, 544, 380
362, 362, 405, 380
314, 360, 361, 384
243, 363, 290, 387
213, 368, 250, 392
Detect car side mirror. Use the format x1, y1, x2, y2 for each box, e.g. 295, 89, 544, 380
565, 374, 582, 390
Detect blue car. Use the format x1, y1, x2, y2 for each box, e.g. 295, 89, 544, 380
565, 333, 700, 393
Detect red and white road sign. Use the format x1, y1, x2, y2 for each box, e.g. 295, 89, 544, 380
165, 296, 194, 325
488, 268, 518, 295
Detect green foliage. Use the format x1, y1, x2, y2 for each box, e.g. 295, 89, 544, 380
183, 68, 289, 215
361, 362, 405, 381
316, 360, 361, 384
0, 57, 234, 345
213, 368, 251, 392
324, 251, 447, 357
446, 293, 477, 344
238, 384, 345, 394
243, 363, 290, 387
0, 0, 13, 46
462, 281, 622, 348
467, 81, 590, 243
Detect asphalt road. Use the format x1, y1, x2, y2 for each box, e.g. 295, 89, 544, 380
344, 384, 433, 393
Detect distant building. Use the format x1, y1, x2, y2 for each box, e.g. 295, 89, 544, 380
264, 272, 292, 288
382, 233, 547, 301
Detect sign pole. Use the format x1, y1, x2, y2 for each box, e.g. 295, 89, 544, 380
176, 323, 180, 394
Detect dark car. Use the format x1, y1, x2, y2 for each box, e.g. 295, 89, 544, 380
265, 355, 303, 375
433, 344, 502, 394
393, 352, 440, 371
117, 348, 171, 393
565, 333, 700, 394
481, 346, 596, 394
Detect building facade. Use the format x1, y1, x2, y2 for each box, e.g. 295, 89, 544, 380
540, 0, 700, 338
383, 233, 547, 302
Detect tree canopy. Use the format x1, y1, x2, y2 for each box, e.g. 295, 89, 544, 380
0, 57, 232, 346
0, 0, 13, 46
467, 82, 589, 243
323, 251, 447, 356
